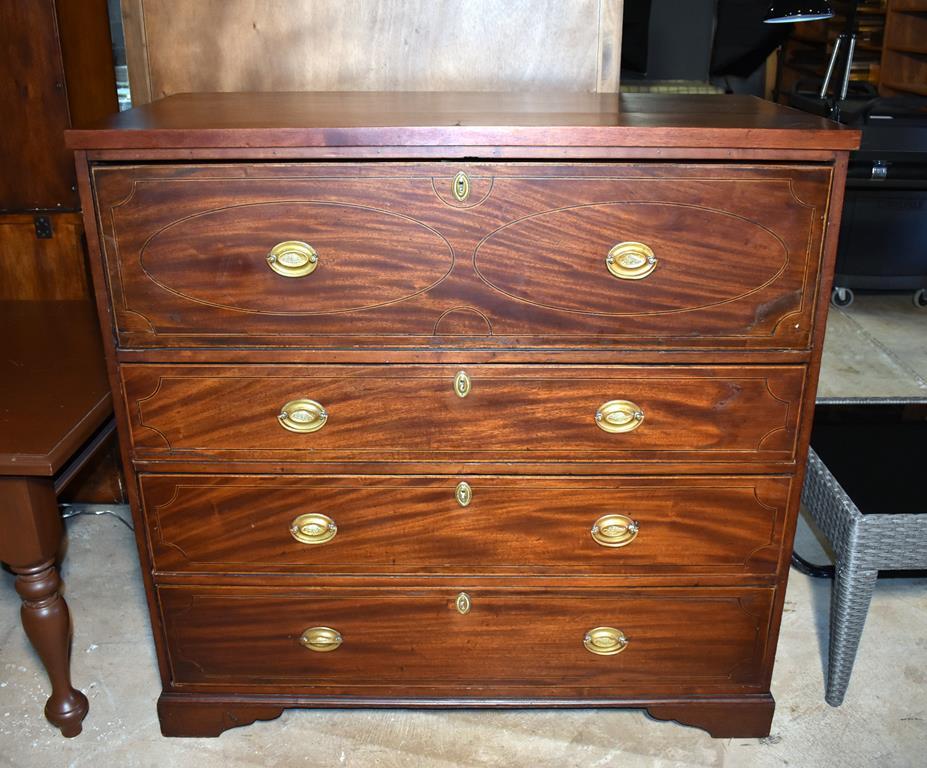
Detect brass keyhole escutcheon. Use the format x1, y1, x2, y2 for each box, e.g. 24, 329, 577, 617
267, 240, 319, 278
455, 592, 471, 615
453, 171, 470, 202
595, 400, 645, 434
455, 481, 472, 507
290, 513, 338, 545
454, 370, 471, 398
606, 242, 657, 280
583, 627, 628, 656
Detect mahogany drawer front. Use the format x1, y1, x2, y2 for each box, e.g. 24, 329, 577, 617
123, 364, 805, 466
158, 585, 773, 695
141, 474, 791, 576
92, 162, 830, 350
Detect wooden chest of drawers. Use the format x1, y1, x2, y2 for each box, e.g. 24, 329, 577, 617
68, 92, 858, 738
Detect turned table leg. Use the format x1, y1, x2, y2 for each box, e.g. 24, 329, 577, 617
0, 477, 89, 737
12, 559, 89, 736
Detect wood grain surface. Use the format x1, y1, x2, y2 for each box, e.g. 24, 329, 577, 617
158, 584, 773, 696
66, 92, 860, 151
69, 92, 857, 738
0, 0, 116, 210
153, 691, 776, 739
0, 0, 75, 209
0, 214, 90, 300
92, 162, 830, 349
0, 301, 111, 475
122, 364, 804, 467
140, 474, 790, 576
120, 0, 622, 105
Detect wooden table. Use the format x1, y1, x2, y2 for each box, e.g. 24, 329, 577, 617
0, 300, 113, 737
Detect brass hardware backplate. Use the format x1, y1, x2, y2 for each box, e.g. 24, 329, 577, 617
583, 626, 628, 656
290, 512, 338, 545
454, 370, 471, 398
300, 626, 343, 652
455, 592, 471, 615
606, 241, 657, 280
595, 400, 645, 434
279, 398, 328, 433
591, 514, 640, 548
455, 481, 472, 507
453, 171, 470, 202
267, 240, 319, 278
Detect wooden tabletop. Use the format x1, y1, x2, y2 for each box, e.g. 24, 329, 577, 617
65, 91, 860, 151
0, 301, 112, 476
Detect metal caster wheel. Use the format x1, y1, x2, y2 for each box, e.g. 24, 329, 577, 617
914, 288, 927, 309
831, 286, 854, 308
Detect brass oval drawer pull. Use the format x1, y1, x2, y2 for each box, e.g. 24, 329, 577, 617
278, 399, 328, 433
453, 171, 470, 202
595, 400, 644, 433
267, 240, 319, 278
606, 241, 657, 280
300, 626, 343, 652
290, 513, 337, 545
454, 370, 471, 398
455, 481, 472, 507
591, 514, 640, 548
583, 626, 628, 656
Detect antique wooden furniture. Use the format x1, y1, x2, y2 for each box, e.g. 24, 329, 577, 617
0, 0, 116, 299
880, 0, 927, 97
0, 1, 123, 499
0, 300, 115, 737
67, 91, 859, 738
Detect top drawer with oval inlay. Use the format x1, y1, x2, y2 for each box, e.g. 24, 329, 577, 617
92, 162, 831, 350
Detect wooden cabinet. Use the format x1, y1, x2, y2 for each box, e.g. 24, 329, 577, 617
880, 0, 927, 96
68, 91, 858, 739
776, 0, 888, 99
0, 214, 90, 299
0, 0, 116, 211
0, 2, 123, 517
0, 0, 116, 300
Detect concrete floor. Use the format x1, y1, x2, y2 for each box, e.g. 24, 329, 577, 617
818, 294, 927, 399
1, 294, 925, 767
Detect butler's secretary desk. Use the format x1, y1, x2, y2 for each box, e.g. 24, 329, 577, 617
67, 92, 859, 738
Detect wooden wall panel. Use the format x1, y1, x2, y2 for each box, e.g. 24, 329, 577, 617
0, 0, 116, 211
55, 0, 123, 128
121, 0, 623, 105
0, 214, 90, 300
0, 0, 75, 210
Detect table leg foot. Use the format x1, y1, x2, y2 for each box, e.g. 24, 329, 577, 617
13, 559, 89, 737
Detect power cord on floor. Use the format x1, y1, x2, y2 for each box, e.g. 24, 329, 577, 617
59, 503, 134, 532
790, 551, 835, 579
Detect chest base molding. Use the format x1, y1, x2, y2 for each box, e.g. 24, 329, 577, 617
157, 691, 775, 739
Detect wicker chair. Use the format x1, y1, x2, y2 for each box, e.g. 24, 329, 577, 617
801, 447, 927, 705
